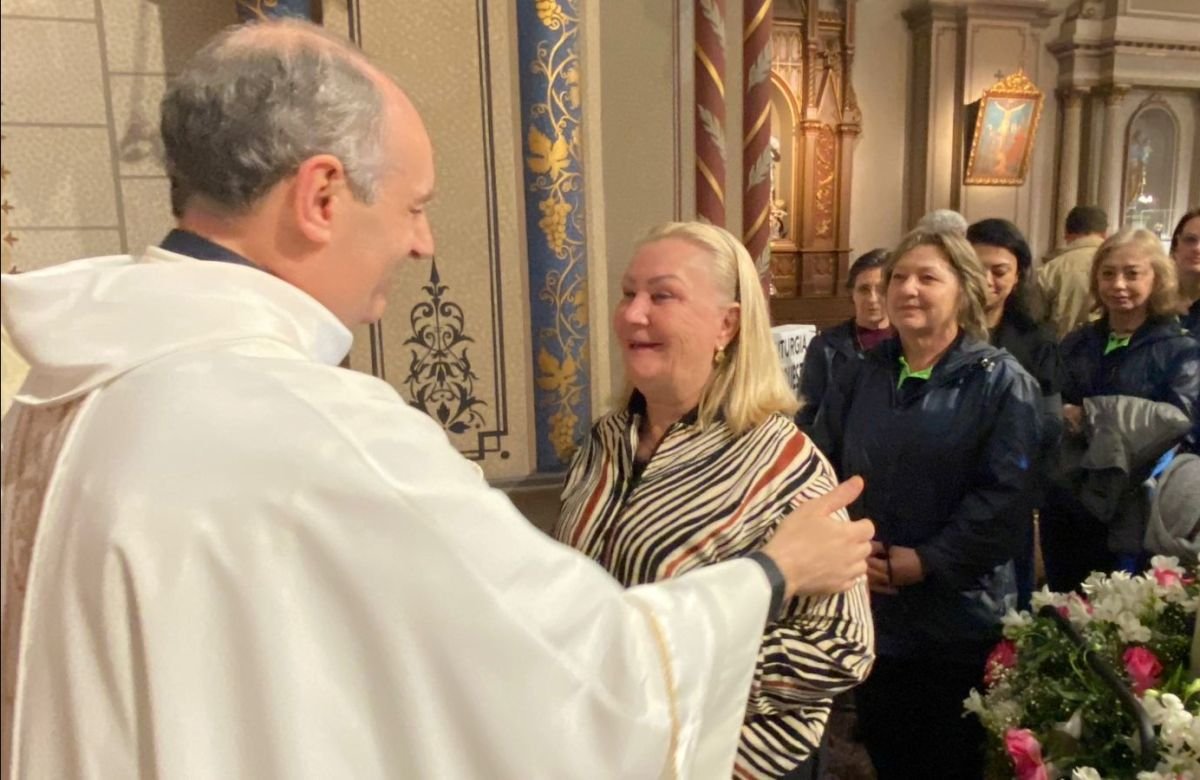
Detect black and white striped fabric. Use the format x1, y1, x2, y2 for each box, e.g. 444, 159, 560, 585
555, 398, 874, 779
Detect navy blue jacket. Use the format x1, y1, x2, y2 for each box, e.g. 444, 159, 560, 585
811, 335, 1042, 657
991, 310, 1065, 468
796, 319, 859, 430
1061, 316, 1200, 421
1183, 299, 1200, 340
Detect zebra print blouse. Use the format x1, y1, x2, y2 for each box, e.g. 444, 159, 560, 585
555, 397, 874, 779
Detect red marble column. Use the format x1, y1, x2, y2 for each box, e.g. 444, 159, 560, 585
742, 0, 773, 286
695, 0, 727, 226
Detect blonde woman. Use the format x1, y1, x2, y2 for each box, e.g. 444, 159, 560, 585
555, 222, 874, 779
811, 230, 1042, 779
1042, 228, 1200, 591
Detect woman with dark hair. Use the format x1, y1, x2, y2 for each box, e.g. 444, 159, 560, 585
796, 249, 893, 430
1171, 208, 1200, 337
967, 218, 1063, 608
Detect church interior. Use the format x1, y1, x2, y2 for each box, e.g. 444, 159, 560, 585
2, 0, 1197, 505
1, 2, 1198, 778
0, 0, 1190, 492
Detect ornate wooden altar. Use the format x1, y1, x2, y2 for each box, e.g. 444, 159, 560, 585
767, 4, 860, 328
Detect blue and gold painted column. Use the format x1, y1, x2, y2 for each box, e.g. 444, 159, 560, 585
235, 0, 316, 22
517, 0, 591, 471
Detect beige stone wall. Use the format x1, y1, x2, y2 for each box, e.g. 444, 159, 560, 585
345, 0, 537, 480
0, 1, 238, 271
0, 1, 540, 479
848, 0, 910, 254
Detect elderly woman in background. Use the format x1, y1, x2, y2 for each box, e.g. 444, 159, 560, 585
967, 218, 1063, 608
555, 222, 874, 780
796, 249, 893, 431
1042, 228, 1200, 591
813, 230, 1042, 779
1172, 208, 1200, 337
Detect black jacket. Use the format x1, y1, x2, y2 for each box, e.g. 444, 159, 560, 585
1061, 316, 1200, 421
991, 310, 1064, 458
811, 335, 1042, 657
1184, 299, 1200, 339
796, 319, 859, 430
796, 319, 895, 430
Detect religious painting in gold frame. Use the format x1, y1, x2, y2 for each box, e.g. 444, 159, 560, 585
964, 70, 1044, 186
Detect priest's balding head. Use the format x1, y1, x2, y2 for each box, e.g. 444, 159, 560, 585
160, 18, 436, 326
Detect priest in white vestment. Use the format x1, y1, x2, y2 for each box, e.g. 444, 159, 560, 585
0, 20, 873, 779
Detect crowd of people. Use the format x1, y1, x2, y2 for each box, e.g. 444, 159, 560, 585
1, 16, 1198, 780
791, 206, 1199, 776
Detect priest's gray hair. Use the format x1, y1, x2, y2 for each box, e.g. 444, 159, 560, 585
914, 209, 969, 237
161, 19, 388, 216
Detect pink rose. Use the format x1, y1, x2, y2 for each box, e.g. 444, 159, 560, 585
1123, 646, 1163, 695
1004, 728, 1048, 780
1154, 568, 1183, 587
984, 639, 1018, 687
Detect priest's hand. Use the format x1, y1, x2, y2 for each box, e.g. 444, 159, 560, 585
761, 476, 874, 599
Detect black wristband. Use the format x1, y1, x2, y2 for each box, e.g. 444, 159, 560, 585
746, 551, 786, 622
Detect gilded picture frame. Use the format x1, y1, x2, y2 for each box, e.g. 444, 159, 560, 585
964, 70, 1044, 186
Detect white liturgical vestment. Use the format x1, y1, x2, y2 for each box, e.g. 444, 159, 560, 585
0, 248, 771, 779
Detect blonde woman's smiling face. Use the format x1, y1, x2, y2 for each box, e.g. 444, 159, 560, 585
613, 238, 738, 404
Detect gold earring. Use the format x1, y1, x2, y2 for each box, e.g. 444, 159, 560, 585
714, 346, 726, 365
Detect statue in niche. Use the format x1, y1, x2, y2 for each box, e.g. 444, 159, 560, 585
769, 135, 789, 241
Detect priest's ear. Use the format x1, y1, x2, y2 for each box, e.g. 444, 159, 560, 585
292, 153, 348, 245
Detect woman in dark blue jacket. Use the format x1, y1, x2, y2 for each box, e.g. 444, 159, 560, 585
813, 230, 1041, 780
967, 218, 1063, 608
1042, 228, 1200, 591
1171, 208, 1200, 338
795, 249, 893, 431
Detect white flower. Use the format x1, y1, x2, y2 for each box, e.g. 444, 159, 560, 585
963, 689, 986, 718
1073, 768, 1103, 780
1002, 608, 1033, 636
1065, 595, 1094, 625
1056, 708, 1083, 739
1150, 555, 1183, 574
1032, 586, 1068, 612
1115, 611, 1153, 643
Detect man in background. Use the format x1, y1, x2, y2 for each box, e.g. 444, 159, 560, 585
1038, 205, 1108, 340
914, 208, 969, 237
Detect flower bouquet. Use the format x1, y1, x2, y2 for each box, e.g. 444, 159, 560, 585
964, 557, 1200, 780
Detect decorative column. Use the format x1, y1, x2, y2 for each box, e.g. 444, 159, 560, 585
517, 0, 591, 471
235, 0, 317, 21
1056, 87, 1084, 238
1098, 85, 1129, 228
696, 0, 728, 225
742, 0, 774, 284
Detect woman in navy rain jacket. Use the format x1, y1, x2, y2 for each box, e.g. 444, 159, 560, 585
812, 229, 1041, 780
967, 218, 1064, 609
1043, 228, 1200, 591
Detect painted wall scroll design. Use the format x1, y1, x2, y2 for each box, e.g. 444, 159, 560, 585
518, 0, 591, 470
403, 260, 488, 435
234, 0, 316, 22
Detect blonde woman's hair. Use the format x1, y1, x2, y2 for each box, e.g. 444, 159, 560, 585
628, 221, 798, 435
885, 229, 990, 341
1089, 228, 1180, 318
